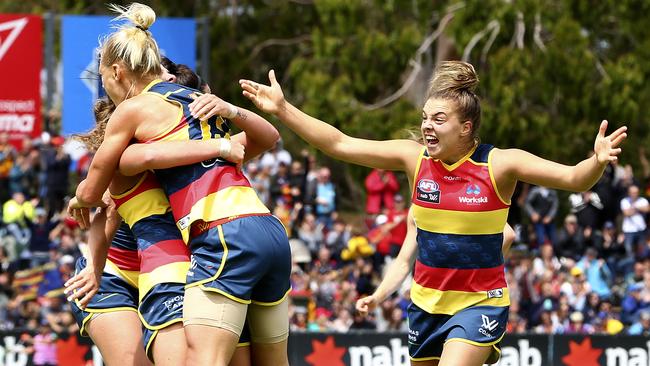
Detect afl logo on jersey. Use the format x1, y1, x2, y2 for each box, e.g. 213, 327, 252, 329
416, 179, 441, 204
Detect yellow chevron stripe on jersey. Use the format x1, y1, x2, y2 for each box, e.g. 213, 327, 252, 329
410, 281, 510, 315
138, 261, 190, 302
412, 205, 509, 235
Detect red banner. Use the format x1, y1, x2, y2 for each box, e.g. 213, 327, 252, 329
0, 14, 42, 148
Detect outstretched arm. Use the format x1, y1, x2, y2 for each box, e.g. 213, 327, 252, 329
494, 120, 627, 193
356, 208, 417, 315
188, 94, 280, 162
240, 70, 421, 171
119, 138, 245, 176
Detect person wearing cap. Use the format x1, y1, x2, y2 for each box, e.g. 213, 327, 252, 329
622, 282, 648, 324
566, 311, 594, 334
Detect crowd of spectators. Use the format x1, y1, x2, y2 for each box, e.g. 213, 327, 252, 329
3, 130, 650, 346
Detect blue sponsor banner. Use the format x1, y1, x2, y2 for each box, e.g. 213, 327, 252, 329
61, 15, 196, 135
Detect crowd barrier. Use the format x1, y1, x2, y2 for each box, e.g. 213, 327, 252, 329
0, 330, 648, 365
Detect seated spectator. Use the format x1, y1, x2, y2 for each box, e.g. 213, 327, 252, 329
314, 167, 336, 229
622, 283, 648, 324
576, 248, 612, 299
385, 195, 409, 258
367, 214, 392, 258
598, 221, 631, 276
28, 208, 64, 268
341, 234, 375, 262
555, 214, 585, 260
259, 138, 291, 176
565, 311, 594, 334
325, 220, 352, 264
297, 213, 324, 257
628, 310, 650, 336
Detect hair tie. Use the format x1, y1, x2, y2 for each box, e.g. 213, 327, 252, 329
136, 25, 148, 31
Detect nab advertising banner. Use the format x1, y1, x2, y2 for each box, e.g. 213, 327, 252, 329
288, 332, 650, 366
0, 14, 42, 147
61, 15, 196, 135
1, 330, 648, 365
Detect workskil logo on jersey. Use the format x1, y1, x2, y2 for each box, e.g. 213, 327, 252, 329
416, 179, 440, 204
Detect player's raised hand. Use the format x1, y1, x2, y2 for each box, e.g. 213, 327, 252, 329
594, 120, 627, 165
240, 70, 285, 115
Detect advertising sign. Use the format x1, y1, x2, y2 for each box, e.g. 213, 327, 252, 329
61, 15, 196, 135
0, 14, 42, 147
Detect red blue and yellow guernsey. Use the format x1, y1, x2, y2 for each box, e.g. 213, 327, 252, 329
105, 223, 140, 288
110, 171, 190, 305
138, 80, 270, 242
410, 144, 510, 315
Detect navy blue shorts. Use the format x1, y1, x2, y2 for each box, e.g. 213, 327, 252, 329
70, 257, 139, 336
186, 215, 291, 304
407, 303, 508, 364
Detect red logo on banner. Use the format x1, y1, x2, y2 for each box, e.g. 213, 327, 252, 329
0, 14, 42, 148
562, 337, 602, 366
56, 336, 90, 366
305, 336, 346, 366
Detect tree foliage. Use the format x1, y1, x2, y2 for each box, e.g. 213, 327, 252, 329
2, 0, 647, 208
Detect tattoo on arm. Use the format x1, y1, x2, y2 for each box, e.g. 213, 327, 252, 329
236, 110, 248, 121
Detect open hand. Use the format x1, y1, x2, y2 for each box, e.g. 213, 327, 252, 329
594, 120, 627, 165
239, 70, 286, 115
64, 265, 100, 309
189, 94, 237, 120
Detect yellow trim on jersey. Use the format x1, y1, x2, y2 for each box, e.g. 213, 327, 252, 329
468, 159, 488, 166
139, 311, 184, 331
410, 282, 510, 315
185, 224, 229, 287
250, 288, 292, 306
179, 186, 270, 242
440, 144, 478, 171
412, 205, 508, 235
117, 188, 170, 227
198, 284, 251, 304
445, 333, 505, 348
138, 261, 191, 301
111, 172, 148, 199
141, 79, 162, 93
145, 329, 158, 360
141, 91, 186, 142
105, 260, 139, 288
488, 149, 511, 205
409, 355, 441, 361
237, 342, 251, 348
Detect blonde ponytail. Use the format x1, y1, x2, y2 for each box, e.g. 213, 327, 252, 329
101, 3, 161, 78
